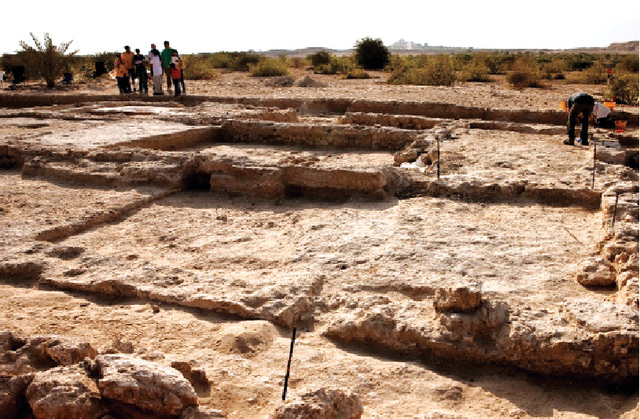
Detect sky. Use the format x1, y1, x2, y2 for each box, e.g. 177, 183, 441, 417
1, 1, 638, 55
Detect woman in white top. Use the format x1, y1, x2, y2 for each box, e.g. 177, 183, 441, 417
149, 50, 164, 96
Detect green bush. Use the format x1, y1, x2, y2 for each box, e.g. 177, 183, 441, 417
474, 52, 504, 74
182, 55, 217, 80
231, 52, 262, 71
565, 53, 596, 71
205, 52, 234, 69
315, 56, 355, 75
288, 57, 306, 69
505, 55, 543, 89
354, 37, 390, 70
344, 68, 370, 79
249, 57, 289, 77
614, 54, 639, 73
308, 51, 332, 68
458, 56, 490, 82
388, 55, 455, 86
19, 32, 78, 87
564, 62, 608, 85
205, 51, 262, 71
606, 73, 639, 105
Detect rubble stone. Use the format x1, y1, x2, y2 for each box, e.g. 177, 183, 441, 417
26, 364, 107, 419
272, 387, 363, 419
575, 257, 617, 286
94, 354, 197, 417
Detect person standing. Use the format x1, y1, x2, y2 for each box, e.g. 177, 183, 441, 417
121, 46, 136, 91
114, 53, 131, 94
149, 50, 164, 95
161, 41, 176, 93
564, 92, 594, 146
170, 63, 182, 96
133, 49, 148, 94
172, 50, 186, 95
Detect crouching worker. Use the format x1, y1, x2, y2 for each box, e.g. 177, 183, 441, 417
593, 102, 616, 128
564, 92, 594, 146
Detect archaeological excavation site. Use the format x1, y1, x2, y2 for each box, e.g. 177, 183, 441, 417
0, 73, 638, 418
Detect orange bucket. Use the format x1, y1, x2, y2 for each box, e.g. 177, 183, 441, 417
604, 101, 616, 111
561, 100, 567, 111
615, 120, 627, 133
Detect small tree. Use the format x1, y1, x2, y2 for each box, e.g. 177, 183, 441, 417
19, 33, 78, 88
354, 37, 390, 70
308, 51, 332, 68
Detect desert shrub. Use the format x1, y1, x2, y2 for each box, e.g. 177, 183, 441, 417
613, 54, 639, 73
315, 56, 355, 75
505, 55, 543, 89
308, 51, 332, 68
541, 58, 566, 80
474, 52, 504, 74
1, 52, 39, 80
232, 52, 262, 71
354, 37, 390, 70
18, 32, 78, 87
67, 52, 116, 79
207, 52, 261, 71
288, 57, 306, 69
388, 55, 455, 86
90, 52, 117, 72
605, 73, 639, 105
565, 53, 596, 71
249, 57, 289, 77
458, 56, 490, 82
182, 55, 217, 80
344, 68, 370, 79
564, 62, 608, 85
205, 52, 234, 69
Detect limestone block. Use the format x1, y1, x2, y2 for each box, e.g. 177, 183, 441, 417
575, 257, 616, 286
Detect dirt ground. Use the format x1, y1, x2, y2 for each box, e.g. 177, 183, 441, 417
0, 69, 638, 418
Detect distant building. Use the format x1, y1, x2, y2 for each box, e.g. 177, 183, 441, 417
389, 39, 429, 50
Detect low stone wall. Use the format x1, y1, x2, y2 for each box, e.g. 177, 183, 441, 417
3, 93, 635, 127
217, 119, 419, 151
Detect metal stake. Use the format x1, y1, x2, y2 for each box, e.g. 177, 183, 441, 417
437, 136, 440, 180
282, 327, 297, 401
592, 143, 596, 190
612, 193, 619, 230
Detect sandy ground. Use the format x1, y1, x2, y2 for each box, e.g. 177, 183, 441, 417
1, 69, 638, 418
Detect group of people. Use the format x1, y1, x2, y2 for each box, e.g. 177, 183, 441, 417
114, 41, 185, 96
563, 92, 617, 146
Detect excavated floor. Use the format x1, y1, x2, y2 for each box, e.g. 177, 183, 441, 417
1, 97, 638, 418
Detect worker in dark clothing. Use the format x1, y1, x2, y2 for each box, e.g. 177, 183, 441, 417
564, 93, 594, 146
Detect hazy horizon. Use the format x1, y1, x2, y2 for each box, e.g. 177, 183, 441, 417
1, 0, 638, 56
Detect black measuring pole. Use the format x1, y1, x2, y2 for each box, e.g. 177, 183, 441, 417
437, 136, 440, 180
612, 193, 619, 230
592, 143, 596, 190
282, 327, 297, 401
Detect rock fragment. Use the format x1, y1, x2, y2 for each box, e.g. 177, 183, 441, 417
26, 364, 107, 419
0, 373, 35, 418
272, 387, 363, 419
575, 256, 616, 286
94, 353, 197, 417
434, 284, 483, 313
